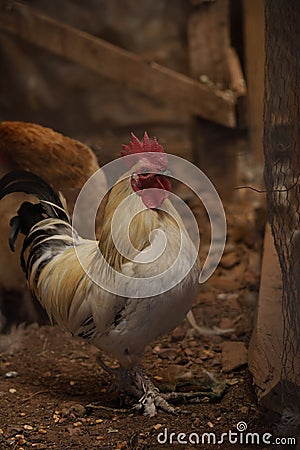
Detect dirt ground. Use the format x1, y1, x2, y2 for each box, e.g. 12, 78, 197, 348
0, 197, 273, 450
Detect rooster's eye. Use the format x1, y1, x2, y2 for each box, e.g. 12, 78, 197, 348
131, 172, 139, 182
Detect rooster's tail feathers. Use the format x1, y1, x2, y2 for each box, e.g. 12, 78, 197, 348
0, 170, 70, 251
0, 170, 69, 220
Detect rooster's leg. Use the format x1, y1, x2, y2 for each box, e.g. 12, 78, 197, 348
97, 357, 176, 416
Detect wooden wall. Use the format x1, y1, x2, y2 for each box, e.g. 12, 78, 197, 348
243, 0, 265, 168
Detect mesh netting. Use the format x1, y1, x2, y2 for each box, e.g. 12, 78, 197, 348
264, 0, 300, 424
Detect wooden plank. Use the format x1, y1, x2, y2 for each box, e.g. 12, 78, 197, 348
227, 46, 247, 97
191, 120, 238, 200
248, 224, 300, 413
188, 0, 239, 199
227, 46, 248, 128
188, 0, 230, 88
243, 0, 265, 165
0, 0, 237, 128
248, 224, 283, 412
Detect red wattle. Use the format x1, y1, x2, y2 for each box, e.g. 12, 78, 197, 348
141, 188, 169, 209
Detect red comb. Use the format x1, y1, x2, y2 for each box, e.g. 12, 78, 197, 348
121, 132, 167, 170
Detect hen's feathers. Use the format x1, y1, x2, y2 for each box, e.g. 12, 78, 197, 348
0, 121, 100, 189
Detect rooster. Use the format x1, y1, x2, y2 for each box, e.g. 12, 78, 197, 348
0, 133, 200, 415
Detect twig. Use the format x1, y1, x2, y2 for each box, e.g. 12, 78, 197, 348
21, 390, 48, 403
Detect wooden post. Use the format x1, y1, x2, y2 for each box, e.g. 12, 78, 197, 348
248, 224, 300, 413
188, 0, 242, 200
243, 0, 265, 168
188, 0, 231, 89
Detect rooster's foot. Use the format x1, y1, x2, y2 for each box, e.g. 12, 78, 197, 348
97, 358, 176, 416
132, 369, 176, 417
